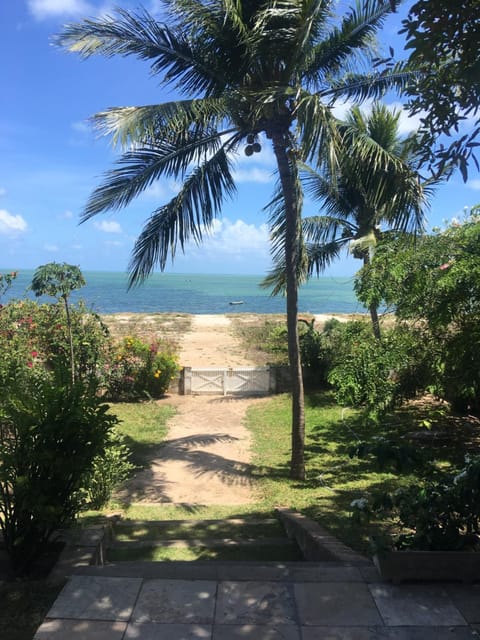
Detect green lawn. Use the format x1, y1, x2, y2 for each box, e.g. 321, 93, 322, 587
99, 390, 472, 557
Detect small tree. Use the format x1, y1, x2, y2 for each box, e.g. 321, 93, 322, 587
30, 263, 86, 382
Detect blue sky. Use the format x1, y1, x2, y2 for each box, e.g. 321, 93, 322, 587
1, 1, 479, 277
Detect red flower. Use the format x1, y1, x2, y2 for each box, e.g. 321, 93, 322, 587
31, 350, 38, 358
27, 361, 33, 368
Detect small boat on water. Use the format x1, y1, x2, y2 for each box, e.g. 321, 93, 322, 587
229, 300, 245, 305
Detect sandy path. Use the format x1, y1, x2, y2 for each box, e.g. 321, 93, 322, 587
118, 315, 268, 506
177, 314, 257, 367
118, 394, 268, 505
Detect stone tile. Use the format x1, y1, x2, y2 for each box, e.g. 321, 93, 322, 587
294, 582, 383, 626
446, 585, 480, 623
302, 627, 479, 640
131, 579, 216, 624
382, 628, 480, 639
369, 583, 467, 626
215, 581, 297, 625
290, 566, 363, 583
33, 619, 127, 639
47, 576, 142, 621
213, 624, 301, 639
125, 622, 212, 638
301, 628, 383, 639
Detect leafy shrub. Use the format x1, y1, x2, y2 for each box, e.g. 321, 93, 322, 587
0, 370, 118, 575
105, 336, 179, 401
326, 323, 430, 418
356, 214, 480, 414
84, 428, 135, 509
351, 455, 480, 551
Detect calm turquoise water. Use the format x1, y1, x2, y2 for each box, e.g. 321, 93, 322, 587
1, 270, 366, 315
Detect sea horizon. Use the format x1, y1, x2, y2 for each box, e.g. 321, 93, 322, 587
0, 268, 367, 316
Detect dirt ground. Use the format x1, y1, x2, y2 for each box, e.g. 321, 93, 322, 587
117, 312, 350, 506
118, 315, 269, 506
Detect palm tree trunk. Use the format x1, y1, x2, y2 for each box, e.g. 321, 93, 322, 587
363, 254, 381, 340
271, 131, 306, 481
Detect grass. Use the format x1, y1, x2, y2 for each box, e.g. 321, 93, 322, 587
109, 401, 175, 470
108, 543, 301, 562
245, 391, 479, 556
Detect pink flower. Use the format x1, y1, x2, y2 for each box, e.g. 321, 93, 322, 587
27, 361, 33, 368
439, 263, 451, 271
31, 350, 38, 358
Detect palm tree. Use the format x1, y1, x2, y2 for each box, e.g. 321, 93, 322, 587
266, 103, 432, 339
57, 0, 412, 480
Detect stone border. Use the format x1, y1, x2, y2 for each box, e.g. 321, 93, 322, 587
48, 525, 110, 584
275, 507, 371, 565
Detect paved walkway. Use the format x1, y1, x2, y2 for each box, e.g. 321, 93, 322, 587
35, 561, 480, 639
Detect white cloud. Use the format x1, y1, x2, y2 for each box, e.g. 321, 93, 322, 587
105, 240, 124, 247
203, 218, 269, 256
44, 243, 59, 252
0, 209, 28, 235
59, 210, 74, 220
468, 179, 480, 191
233, 167, 273, 184
386, 101, 426, 135
71, 120, 91, 135
93, 220, 122, 233
27, 0, 96, 19
0, 187, 6, 197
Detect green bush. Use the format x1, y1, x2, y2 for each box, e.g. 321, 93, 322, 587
325, 323, 430, 418
105, 336, 179, 401
84, 428, 135, 509
0, 370, 118, 576
352, 455, 480, 551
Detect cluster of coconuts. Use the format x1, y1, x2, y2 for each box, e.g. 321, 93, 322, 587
244, 133, 262, 156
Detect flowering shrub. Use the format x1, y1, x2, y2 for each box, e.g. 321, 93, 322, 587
105, 336, 179, 401
0, 300, 110, 389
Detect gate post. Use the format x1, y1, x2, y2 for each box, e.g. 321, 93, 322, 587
183, 367, 192, 395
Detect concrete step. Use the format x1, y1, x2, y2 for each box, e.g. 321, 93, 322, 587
72, 559, 376, 582
110, 536, 297, 549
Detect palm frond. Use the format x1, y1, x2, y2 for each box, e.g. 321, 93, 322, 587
296, 93, 342, 166
325, 62, 418, 103
304, 0, 395, 84
128, 146, 237, 285
81, 128, 237, 220
55, 7, 228, 95
91, 98, 229, 149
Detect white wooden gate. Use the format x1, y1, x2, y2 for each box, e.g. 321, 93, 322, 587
188, 367, 271, 396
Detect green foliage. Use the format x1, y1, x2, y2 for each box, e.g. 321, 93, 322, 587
105, 335, 179, 401
0, 271, 18, 303
84, 428, 135, 509
0, 300, 110, 389
401, 0, 480, 180
30, 262, 85, 301
0, 371, 118, 575
349, 436, 430, 474
352, 455, 480, 551
30, 262, 87, 382
325, 322, 429, 418
356, 212, 480, 413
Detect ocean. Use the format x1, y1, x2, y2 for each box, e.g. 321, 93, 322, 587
1, 270, 366, 315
